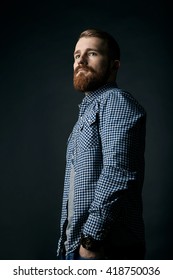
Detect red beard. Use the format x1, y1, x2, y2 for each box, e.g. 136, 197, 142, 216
73, 65, 110, 92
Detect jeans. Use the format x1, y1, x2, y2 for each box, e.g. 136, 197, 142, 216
57, 243, 146, 260
58, 248, 97, 260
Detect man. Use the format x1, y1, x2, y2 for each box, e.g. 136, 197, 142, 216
57, 29, 146, 260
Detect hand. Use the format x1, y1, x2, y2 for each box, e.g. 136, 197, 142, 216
79, 245, 104, 259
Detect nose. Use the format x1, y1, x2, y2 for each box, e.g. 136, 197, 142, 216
78, 53, 88, 65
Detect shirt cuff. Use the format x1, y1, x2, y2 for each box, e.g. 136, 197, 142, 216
83, 214, 108, 241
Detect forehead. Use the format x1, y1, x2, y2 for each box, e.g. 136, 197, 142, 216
74, 37, 107, 53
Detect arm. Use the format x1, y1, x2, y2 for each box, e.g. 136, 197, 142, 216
82, 91, 146, 241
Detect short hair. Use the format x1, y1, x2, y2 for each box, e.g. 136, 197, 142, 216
78, 28, 120, 61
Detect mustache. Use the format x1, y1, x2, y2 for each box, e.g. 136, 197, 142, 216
74, 65, 96, 74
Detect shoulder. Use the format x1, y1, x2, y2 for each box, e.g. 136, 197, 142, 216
99, 87, 146, 116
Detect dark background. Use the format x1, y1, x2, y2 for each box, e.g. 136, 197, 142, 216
0, 0, 172, 259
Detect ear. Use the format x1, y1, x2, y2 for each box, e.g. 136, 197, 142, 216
111, 60, 120, 70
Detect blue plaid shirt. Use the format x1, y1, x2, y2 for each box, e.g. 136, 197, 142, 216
57, 83, 146, 256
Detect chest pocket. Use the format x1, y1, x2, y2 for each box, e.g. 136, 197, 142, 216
78, 110, 100, 151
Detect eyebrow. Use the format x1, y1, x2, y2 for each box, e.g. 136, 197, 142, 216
73, 48, 101, 56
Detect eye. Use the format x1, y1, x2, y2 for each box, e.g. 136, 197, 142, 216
88, 52, 97, 57
74, 54, 80, 60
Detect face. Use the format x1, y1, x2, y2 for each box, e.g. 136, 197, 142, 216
73, 37, 113, 92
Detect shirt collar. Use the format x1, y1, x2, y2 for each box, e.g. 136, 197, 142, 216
79, 82, 118, 107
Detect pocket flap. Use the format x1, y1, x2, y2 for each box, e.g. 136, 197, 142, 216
86, 110, 98, 126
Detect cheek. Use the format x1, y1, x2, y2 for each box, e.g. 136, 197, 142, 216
73, 61, 77, 70
94, 59, 108, 71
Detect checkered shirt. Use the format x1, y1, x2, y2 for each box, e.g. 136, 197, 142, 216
57, 83, 146, 256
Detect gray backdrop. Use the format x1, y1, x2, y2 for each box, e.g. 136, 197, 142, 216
0, 0, 172, 259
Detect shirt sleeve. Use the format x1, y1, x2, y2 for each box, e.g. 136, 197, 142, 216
83, 90, 146, 240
